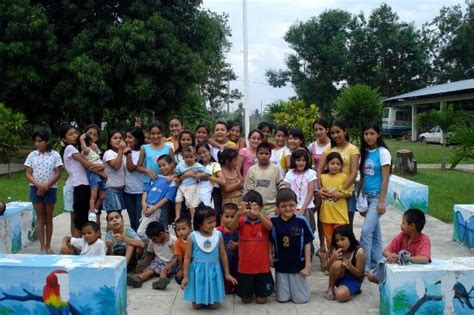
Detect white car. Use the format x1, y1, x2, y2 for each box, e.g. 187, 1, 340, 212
419, 126, 454, 144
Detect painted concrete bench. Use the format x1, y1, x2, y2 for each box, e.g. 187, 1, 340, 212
453, 204, 474, 249
380, 257, 474, 315
387, 175, 429, 213
0, 202, 35, 253
0, 254, 127, 314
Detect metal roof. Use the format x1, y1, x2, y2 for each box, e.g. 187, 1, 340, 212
384, 79, 474, 102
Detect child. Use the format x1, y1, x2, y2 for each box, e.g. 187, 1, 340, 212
166, 116, 184, 151
270, 125, 291, 178
229, 191, 274, 304
219, 148, 243, 206
196, 142, 226, 210
102, 130, 127, 211
271, 188, 313, 304
137, 155, 177, 238
208, 121, 237, 161
325, 225, 365, 302
174, 130, 195, 164
128, 222, 178, 290
319, 152, 352, 253
182, 206, 237, 310
244, 142, 283, 217
174, 217, 192, 284
175, 146, 210, 221
195, 124, 210, 144
288, 128, 305, 153
228, 121, 246, 149
238, 129, 263, 179
60, 221, 107, 256
106, 211, 144, 271
258, 121, 275, 150
216, 203, 239, 294
308, 119, 331, 171
284, 148, 317, 223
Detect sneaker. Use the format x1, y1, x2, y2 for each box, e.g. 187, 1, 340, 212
127, 274, 143, 288
88, 212, 96, 222
152, 277, 170, 290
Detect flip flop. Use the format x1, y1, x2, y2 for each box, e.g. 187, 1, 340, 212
127, 274, 143, 288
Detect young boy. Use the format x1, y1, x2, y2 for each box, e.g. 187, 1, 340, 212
127, 222, 178, 290
271, 188, 313, 304
216, 203, 240, 294
60, 221, 107, 255
368, 208, 431, 283
229, 190, 273, 304
174, 217, 192, 284
244, 142, 283, 217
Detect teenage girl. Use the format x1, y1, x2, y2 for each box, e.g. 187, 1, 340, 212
208, 121, 237, 162
258, 122, 275, 150
219, 148, 243, 206
288, 128, 305, 153
182, 206, 237, 310
270, 125, 291, 178
195, 124, 210, 144
166, 116, 184, 151
228, 121, 246, 149
174, 130, 195, 165
237, 129, 263, 179
358, 123, 391, 273
102, 130, 127, 211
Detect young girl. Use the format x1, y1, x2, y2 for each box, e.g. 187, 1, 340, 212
270, 125, 291, 178
102, 130, 127, 211
195, 124, 210, 144
283, 148, 317, 223
359, 123, 391, 273
181, 206, 237, 310
326, 225, 365, 302
166, 116, 184, 151
25, 131, 63, 254
237, 129, 263, 179
174, 130, 195, 165
219, 148, 243, 206
288, 128, 305, 153
228, 121, 246, 149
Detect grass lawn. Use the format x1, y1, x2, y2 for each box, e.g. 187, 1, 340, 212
0, 171, 66, 217
400, 169, 474, 222
385, 139, 474, 164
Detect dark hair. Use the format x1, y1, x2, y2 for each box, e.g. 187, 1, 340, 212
312, 119, 329, 130
0, 201, 6, 216
126, 127, 145, 151
214, 121, 228, 131
330, 120, 350, 147
275, 125, 288, 137
169, 116, 184, 126
193, 204, 217, 232
404, 208, 426, 232
146, 221, 165, 238
195, 142, 215, 163
175, 217, 192, 228
182, 146, 196, 156
84, 124, 100, 135
243, 190, 263, 207
222, 203, 238, 214
359, 123, 390, 174
106, 210, 123, 221
276, 188, 297, 206
227, 121, 241, 131
32, 131, 53, 151
331, 224, 358, 252
107, 130, 123, 151
258, 121, 273, 132
148, 121, 165, 133
59, 124, 76, 142
176, 130, 195, 154
195, 124, 209, 134
248, 129, 263, 140
288, 128, 305, 145
290, 148, 311, 170
256, 142, 271, 153
218, 148, 238, 165
157, 154, 173, 165
82, 221, 100, 232
326, 152, 343, 166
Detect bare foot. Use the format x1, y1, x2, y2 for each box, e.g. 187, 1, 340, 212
324, 289, 335, 300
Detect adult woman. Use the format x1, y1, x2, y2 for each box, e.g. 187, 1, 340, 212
165, 116, 184, 151
103, 130, 127, 211
25, 131, 63, 254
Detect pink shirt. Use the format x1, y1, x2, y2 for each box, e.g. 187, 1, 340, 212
239, 147, 257, 179
386, 232, 431, 260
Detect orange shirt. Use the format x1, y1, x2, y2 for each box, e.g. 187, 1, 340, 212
174, 238, 187, 257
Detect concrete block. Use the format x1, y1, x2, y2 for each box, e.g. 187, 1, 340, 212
0, 202, 35, 253
0, 254, 127, 314
453, 204, 474, 249
380, 257, 474, 315
387, 175, 429, 213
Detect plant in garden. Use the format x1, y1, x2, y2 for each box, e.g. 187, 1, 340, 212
449, 123, 474, 169
0, 103, 27, 175
272, 99, 319, 143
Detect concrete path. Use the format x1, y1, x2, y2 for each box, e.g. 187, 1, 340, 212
18, 206, 473, 314
418, 163, 474, 172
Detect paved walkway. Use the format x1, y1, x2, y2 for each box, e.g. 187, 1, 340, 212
18, 206, 473, 314
418, 163, 474, 172
0, 163, 24, 176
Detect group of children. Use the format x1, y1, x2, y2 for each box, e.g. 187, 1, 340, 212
21, 116, 433, 309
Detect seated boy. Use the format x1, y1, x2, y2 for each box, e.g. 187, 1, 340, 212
271, 188, 313, 304
127, 222, 178, 290
368, 208, 431, 284
174, 217, 192, 284
60, 221, 108, 255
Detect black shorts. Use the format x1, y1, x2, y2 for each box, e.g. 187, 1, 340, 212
237, 272, 274, 299
73, 185, 91, 230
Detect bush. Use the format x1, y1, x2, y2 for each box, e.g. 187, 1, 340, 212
0, 103, 27, 174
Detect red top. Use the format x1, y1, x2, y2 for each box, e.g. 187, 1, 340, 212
238, 216, 271, 274
385, 232, 431, 260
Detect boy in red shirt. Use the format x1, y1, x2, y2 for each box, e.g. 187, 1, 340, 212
229, 190, 273, 304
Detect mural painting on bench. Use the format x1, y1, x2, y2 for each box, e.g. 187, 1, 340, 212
380, 258, 474, 315
453, 205, 474, 249
0, 254, 127, 315
387, 175, 429, 213
0, 202, 36, 254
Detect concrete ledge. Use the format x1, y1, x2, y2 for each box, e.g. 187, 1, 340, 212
0, 202, 35, 253
387, 175, 429, 213
453, 204, 474, 249
0, 254, 127, 314
380, 257, 474, 315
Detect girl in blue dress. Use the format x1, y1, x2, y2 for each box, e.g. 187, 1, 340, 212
181, 205, 237, 310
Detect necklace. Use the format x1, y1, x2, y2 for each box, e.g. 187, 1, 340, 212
294, 171, 305, 203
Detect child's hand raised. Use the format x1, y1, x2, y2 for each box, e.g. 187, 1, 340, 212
330, 248, 343, 260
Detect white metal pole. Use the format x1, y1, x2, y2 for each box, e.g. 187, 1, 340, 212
243, 0, 250, 144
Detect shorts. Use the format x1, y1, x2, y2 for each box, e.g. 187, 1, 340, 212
237, 272, 274, 299
103, 187, 125, 211
322, 223, 340, 249
146, 258, 178, 276
73, 185, 91, 230
29, 186, 57, 204
175, 184, 200, 208
336, 272, 362, 296
275, 272, 310, 304
87, 171, 105, 190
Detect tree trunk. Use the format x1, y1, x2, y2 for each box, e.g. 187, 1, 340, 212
395, 149, 417, 176
441, 133, 447, 170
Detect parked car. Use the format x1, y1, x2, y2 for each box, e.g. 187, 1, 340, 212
419, 126, 455, 144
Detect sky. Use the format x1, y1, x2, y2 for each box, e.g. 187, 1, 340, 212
202, 0, 463, 113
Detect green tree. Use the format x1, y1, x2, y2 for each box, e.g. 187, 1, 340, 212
450, 123, 474, 169
273, 99, 320, 143
0, 103, 27, 175
263, 100, 287, 124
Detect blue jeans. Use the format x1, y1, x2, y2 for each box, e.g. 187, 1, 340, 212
123, 192, 143, 232
359, 193, 383, 273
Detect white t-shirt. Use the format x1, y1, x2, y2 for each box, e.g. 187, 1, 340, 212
125, 150, 144, 194
103, 150, 126, 188
270, 146, 291, 178
284, 169, 317, 209
70, 237, 106, 256
63, 145, 89, 186
24, 150, 63, 187
368, 147, 392, 166
146, 233, 176, 262
199, 162, 222, 207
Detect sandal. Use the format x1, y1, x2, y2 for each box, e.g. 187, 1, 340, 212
152, 277, 171, 290
127, 274, 143, 288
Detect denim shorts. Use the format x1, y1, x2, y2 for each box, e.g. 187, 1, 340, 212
88, 171, 105, 190
29, 186, 57, 204
347, 193, 357, 213
63, 185, 74, 212
336, 272, 362, 296
103, 187, 125, 211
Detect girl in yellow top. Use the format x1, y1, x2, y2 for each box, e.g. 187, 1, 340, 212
320, 152, 352, 251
